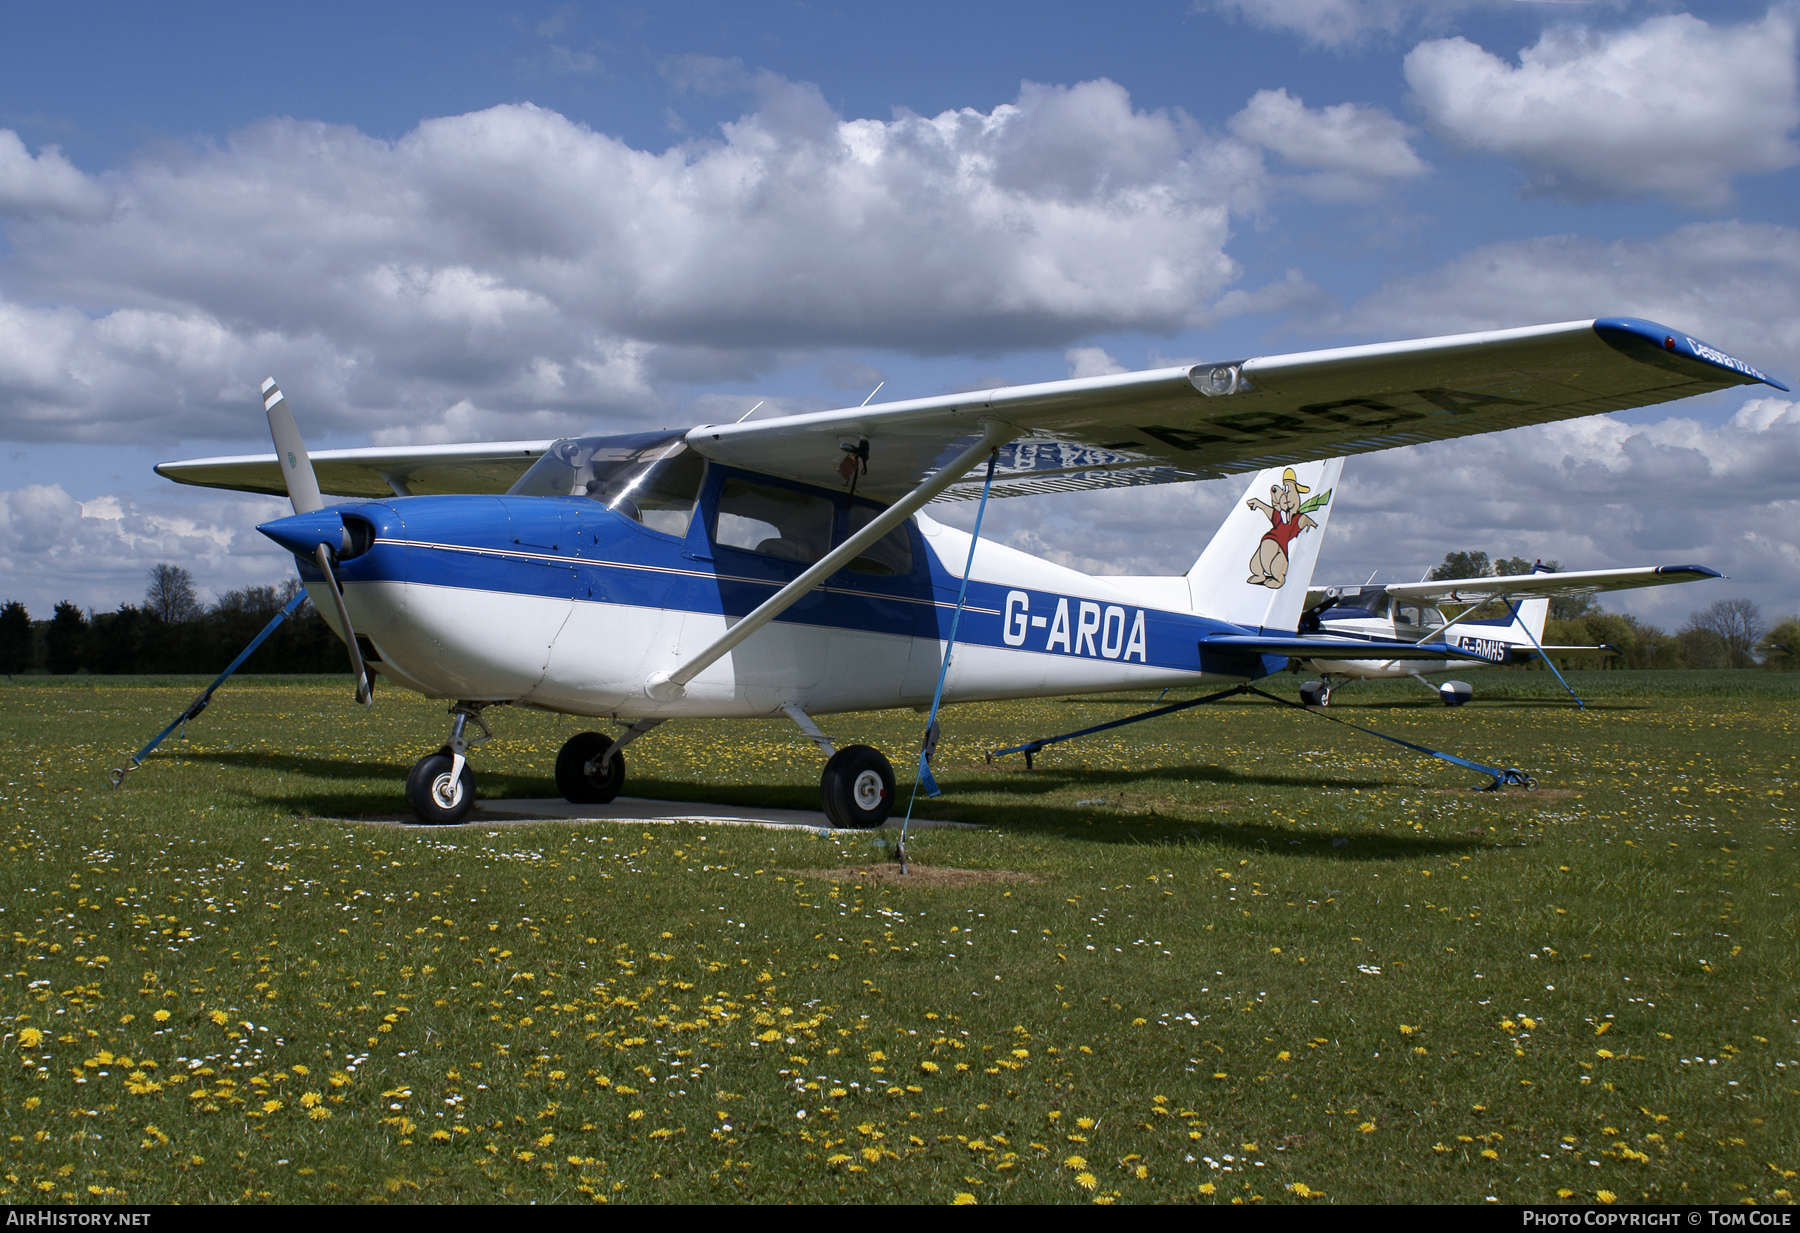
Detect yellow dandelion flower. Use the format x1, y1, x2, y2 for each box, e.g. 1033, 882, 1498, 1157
208, 1011, 228, 1026
627, 1110, 644, 1121
1076, 1118, 1095, 1130
1199, 1182, 1216, 1196
261, 1099, 282, 1114
1064, 1155, 1088, 1170
1075, 1172, 1097, 1191
921, 1061, 940, 1073
1288, 1182, 1323, 1198
952, 1194, 977, 1205
17, 1028, 43, 1049
152, 1010, 170, 1023
1596, 1191, 1616, 1204
429, 1129, 451, 1143
1358, 1122, 1376, 1133
1480, 1148, 1498, 1160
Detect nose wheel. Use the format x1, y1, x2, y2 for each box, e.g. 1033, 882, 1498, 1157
406, 752, 475, 825
404, 702, 491, 825
820, 744, 895, 829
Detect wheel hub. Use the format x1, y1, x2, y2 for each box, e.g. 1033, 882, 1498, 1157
430, 772, 463, 810
851, 769, 885, 812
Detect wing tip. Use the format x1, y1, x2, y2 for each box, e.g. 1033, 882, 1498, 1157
1593, 317, 1787, 390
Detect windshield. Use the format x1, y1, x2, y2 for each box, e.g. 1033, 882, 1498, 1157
509, 432, 705, 538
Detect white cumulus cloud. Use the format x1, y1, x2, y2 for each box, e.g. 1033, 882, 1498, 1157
0, 131, 113, 220
0, 77, 1271, 446
0, 483, 293, 615
1406, 9, 1800, 208
1228, 87, 1425, 199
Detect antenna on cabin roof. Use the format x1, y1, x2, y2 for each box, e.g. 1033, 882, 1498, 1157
733, 400, 765, 424
859, 381, 884, 407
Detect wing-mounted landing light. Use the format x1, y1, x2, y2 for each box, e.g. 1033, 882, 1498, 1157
255, 377, 372, 707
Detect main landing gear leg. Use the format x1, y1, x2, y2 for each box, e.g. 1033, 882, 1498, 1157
406, 702, 493, 825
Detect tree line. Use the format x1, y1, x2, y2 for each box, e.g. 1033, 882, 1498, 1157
0, 564, 351, 676
1424, 551, 1797, 671
0, 555, 1793, 676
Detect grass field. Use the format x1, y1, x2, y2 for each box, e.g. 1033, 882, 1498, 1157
1, 669, 1794, 1205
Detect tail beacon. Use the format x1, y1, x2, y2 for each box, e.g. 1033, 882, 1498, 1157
1187, 458, 1344, 633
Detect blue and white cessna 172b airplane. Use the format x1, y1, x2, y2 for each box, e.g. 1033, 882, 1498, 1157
156, 317, 1784, 826
1293, 560, 1722, 707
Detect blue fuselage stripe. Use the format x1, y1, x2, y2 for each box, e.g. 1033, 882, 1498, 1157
305, 481, 1277, 679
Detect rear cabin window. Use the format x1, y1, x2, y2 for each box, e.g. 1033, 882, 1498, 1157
715, 479, 834, 563
842, 505, 913, 577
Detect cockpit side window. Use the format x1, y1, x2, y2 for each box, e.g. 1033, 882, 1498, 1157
841, 505, 914, 577
714, 479, 834, 563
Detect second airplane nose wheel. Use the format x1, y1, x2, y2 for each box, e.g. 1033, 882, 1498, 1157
820, 744, 895, 829
556, 731, 626, 804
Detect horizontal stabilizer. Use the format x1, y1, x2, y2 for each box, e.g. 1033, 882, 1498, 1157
1198, 633, 1491, 661
1380, 563, 1722, 605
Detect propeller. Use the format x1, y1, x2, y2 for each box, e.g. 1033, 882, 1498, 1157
259, 378, 372, 707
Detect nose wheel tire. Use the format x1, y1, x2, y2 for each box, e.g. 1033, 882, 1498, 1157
820, 744, 895, 829
556, 731, 626, 804
406, 752, 475, 825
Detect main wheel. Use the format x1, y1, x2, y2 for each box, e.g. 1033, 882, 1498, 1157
556, 731, 625, 804
406, 752, 475, 825
820, 744, 895, 830
1300, 681, 1331, 708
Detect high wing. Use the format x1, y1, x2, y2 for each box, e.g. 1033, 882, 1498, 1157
153, 316, 1782, 501
156, 440, 556, 499
687, 317, 1785, 502
1379, 564, 1723, 605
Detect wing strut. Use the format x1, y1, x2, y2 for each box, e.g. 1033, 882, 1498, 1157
646, 420, 1019, 701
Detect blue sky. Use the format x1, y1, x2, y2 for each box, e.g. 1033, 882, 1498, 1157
1, 0, 1796, 627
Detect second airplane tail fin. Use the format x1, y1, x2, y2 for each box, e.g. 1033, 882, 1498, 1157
1187, 458, 1344, 632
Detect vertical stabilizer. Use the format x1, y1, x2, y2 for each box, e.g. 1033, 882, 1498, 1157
1515, 567, 1552, 642
1188, 457, 1344, 632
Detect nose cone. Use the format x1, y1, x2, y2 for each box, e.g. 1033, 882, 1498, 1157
258, 508, 346, 558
